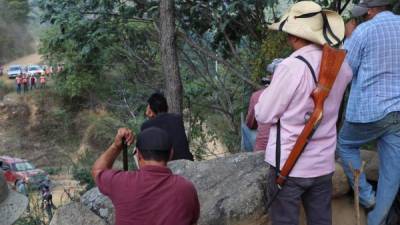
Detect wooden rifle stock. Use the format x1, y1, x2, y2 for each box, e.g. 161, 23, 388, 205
276, 44, 346, 186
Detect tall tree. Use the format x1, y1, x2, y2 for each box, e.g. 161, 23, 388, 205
159, 0, 183, 114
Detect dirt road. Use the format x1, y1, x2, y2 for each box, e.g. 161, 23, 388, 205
1, 53, 43, 85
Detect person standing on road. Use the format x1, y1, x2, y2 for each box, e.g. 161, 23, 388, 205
39, 75, 46, 89
255, 1, 352, 224
30, 75, 36, 90
92, 127, 200, 225
16, 75, 22, 94
336, 1, 400, 224
22, 75, 28, 93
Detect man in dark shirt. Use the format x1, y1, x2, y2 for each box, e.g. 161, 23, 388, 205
92, 127, 200, 225
141, 92, 194, 161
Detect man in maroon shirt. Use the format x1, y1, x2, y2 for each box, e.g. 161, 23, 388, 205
92, 127, 200, 225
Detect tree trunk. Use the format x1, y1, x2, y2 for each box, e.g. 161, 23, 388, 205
159, 0, 183, 114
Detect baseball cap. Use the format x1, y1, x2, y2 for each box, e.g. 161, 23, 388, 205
351, 0, 391, 17
136, 127, 172, 152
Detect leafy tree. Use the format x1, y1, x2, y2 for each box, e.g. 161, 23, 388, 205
0, 0, 32, 62
38, 0, 368, 155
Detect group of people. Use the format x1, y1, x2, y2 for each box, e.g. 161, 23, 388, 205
3, 0, 398, 225
15, 74, 47, 94
244, 0, 400, 225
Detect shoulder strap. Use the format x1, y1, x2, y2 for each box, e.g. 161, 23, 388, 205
275, 55, 317, 176
275, 119, 281, 176
295, 55, 317, 85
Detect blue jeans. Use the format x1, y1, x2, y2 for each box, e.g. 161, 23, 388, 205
337, 112, 400, 225
241, 122, 257, 152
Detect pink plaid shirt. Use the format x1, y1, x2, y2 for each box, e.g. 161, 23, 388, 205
255, 44, 352, 178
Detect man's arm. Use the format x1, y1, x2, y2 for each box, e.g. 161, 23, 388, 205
343, 25, 366, 77
245, 92, 259, 129
91, 128, 135, 181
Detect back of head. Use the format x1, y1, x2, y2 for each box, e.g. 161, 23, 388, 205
136, 127, 172, 162
147, 92, 168, 114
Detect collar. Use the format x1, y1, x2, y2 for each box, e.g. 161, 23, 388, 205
289, 44, 322, 58
140, 165, 172, 174
374, 11, 393, 20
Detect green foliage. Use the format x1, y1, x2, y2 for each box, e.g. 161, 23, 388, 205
72, 151, 96, 191
42, 166, 62, 175
0, 0, 33, 62
14, 189, 50, 225
37, 0, 371, 158
87, 113, 124, 148
0, 79, 13, 98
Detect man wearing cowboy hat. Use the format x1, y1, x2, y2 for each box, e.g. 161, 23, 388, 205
0, 170, 28, 225
336, 1, 400, 225
255, 1, 352, 224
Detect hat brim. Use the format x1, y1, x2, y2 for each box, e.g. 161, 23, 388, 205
351, 5, 368, 17
268, 9, 344, 46
0, 190, 28, 225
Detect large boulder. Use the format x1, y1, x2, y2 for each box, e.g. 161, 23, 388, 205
49, 202, 107, 225
81, 152, 351, 225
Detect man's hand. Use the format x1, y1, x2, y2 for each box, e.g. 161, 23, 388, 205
92, 128, 136, 181
114, 128, 135, 149
345, 19, 358, 38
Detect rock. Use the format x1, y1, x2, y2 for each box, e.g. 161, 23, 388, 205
49, 202, 107, 225
169, 152, 270, 225
80, 187, 114, 224
360, 150, 379, 182
81, 152, 352, 225
332, 163, 350, 198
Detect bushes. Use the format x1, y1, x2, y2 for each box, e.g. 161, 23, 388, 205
72, 151, 96, 192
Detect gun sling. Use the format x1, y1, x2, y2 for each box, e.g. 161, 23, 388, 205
275, 55, 318, 179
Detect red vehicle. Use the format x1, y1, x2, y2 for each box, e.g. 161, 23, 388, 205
0, 156, 49, 187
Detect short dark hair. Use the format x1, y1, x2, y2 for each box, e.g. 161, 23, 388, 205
147, 92, 168, 114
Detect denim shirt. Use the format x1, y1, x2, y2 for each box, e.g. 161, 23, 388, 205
344, 11, 400, 123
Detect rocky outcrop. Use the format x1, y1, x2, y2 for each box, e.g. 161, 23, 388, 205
79, 152, 351, 225
49, 202, 107, 225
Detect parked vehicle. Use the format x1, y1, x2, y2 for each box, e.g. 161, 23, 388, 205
7, 65, 23, 79
0, 156, 49, 187
27, 65, 45, 76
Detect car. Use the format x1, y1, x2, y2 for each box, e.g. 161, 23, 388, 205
7, 65, 23, 79
27, 65, 45, 76
0, 156, 49, 187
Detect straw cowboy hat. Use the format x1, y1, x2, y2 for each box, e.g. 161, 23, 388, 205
0, 170, 28, 225
268, 1, 345, 47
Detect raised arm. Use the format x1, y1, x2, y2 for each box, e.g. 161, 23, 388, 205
91, 128, 135, 181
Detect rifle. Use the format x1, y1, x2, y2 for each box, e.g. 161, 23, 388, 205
276, 44, 346, 186
266, 44, 346, 209
122, 138, 128, 171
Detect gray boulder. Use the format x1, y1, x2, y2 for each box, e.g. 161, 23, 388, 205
49, 202, 107, 225
81, 152, 351, 225
81, 187, 115, 224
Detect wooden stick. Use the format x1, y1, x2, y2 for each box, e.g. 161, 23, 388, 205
350, 161, 366, 225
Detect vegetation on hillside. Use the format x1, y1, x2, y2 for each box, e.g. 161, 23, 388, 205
0, 0, 34, 63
